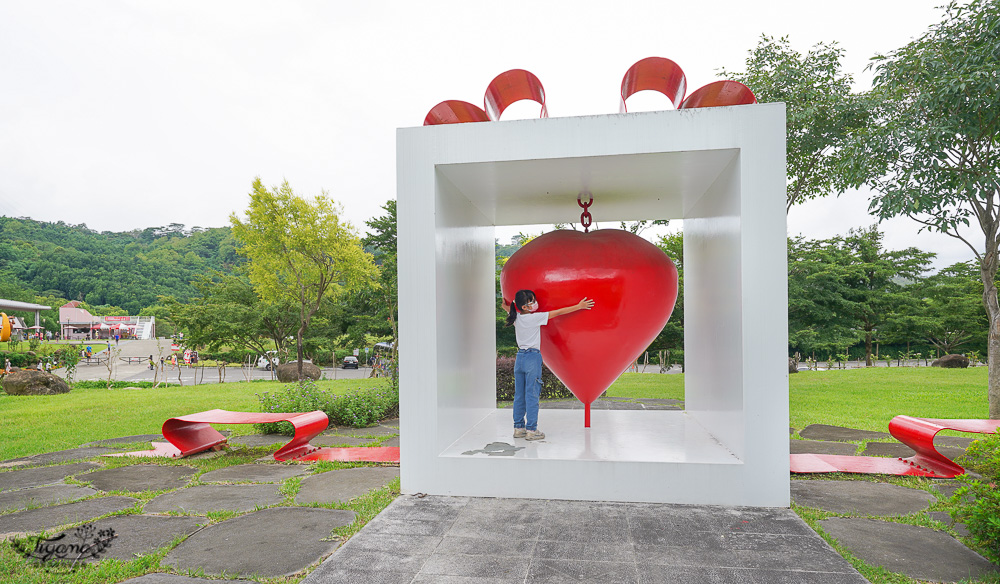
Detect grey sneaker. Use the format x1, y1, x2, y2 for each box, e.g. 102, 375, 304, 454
525, 430, 545, 441
513, 428, 527, 438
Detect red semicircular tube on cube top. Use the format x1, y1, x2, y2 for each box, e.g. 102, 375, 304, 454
680, 80, 757, 109
484, 69, 548, 121
424, 100, 491, 126
620, 56, 688, 112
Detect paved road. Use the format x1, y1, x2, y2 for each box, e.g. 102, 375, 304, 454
54, 338, 375, 383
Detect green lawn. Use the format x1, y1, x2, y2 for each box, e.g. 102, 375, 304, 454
605, 367, 992, 432
3, 368, 991, 461
0, 379, 390, 460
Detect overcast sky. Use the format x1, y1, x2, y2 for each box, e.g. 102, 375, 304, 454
0, 1, 972, 269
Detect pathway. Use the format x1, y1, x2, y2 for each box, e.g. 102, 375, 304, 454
1, 405, 998, 582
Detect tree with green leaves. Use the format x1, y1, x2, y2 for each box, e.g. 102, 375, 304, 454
721, 35, 870, 212
164, 274, 299, 364
652, 232, 684, 363
914, 262, 988, 355
230, 178, 376, 381
845, 0, 1000, 414
788, 227, 933, 365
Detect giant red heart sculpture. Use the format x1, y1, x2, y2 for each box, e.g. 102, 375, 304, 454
501, 229, 678, 426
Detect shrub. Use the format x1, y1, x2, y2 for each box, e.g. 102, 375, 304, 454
73, 380, 178, 389
951, 433, 1000, 563
495, 356, 573, 401
0, 351, 31, 368
256, 381, 398, 434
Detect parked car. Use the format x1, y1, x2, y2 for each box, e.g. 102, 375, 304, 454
256, 351, 279, 371
342, 355, 359, 369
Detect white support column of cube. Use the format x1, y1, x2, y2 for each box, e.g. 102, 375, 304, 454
397, 104, 788, 506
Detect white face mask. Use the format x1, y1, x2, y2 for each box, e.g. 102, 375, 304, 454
523, 300, 538, 313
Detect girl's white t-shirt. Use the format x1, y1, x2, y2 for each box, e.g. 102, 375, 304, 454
514, 312, 549, 350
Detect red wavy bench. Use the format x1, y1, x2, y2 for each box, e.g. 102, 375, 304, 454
106, 409, 399, 463
790, 415, 1000, 478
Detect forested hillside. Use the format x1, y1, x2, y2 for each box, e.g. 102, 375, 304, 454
0, 217, 241, 316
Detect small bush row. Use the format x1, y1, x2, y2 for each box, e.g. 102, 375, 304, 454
73, 380, 178, 389
256, 381, 399, 434
495, 357, 573, 401
952, 433, 1000, 563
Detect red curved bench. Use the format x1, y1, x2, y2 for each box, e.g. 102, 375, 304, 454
107, 409, 399, 463
791, 415, 1000, 478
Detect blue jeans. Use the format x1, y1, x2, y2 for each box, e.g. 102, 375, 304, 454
513, 348, 542, 431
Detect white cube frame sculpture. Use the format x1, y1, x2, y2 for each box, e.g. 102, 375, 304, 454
397, 103, 788, 506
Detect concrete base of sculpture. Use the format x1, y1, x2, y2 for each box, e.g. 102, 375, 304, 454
433, 409, 748, 504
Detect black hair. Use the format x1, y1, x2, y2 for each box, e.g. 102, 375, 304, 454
504, 290, 535, 326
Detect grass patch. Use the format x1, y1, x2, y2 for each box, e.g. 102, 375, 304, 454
0, 379, 391, 461
604, 368, 990, 432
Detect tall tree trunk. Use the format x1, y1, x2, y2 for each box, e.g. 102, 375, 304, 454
297, 317, 306, 382
981, 251, 1000, 418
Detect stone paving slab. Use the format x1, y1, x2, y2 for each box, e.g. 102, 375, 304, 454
161, 506, 355, 577
382, 436, 400, 448
296, 467, 400, 505
200, 463, 309, 483
341, 425, 398, 437
0, 496, 137, 537
799, 424, 891, 442
47, 514, 206, 563
791, 480, 934, 516
861, 441, 969, 461
0, 447, 118, 468
120, 574, 256, 584
931, 480, 963, 499
927, 511, 972, 538
0, 462, 100, 492
81, 434, 164, 448
311, 435, 371, 447
145, 484, 283, 514
304, 495, 866, 584
227, 434, 289, 448
790, 439, 858, 456
80, 465, 196, 492
0, 484, 97, 512
819, 517, 1000, 582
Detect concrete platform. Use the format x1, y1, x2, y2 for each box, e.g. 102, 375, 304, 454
303, 495, 867, 583
440, 409, 740, 465
0, 462, 99, 491
819, 517, 999, 582
791, 480, 934, 516
161, 506, 356, 577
